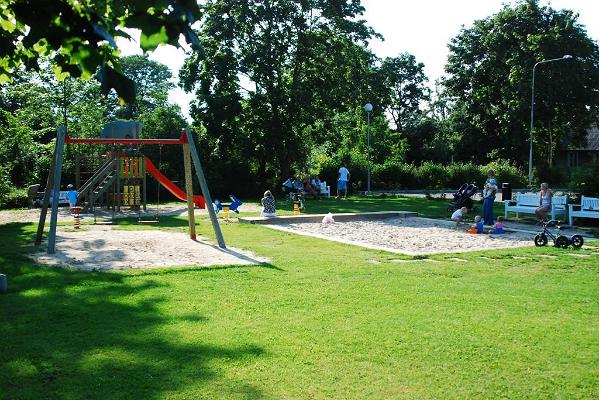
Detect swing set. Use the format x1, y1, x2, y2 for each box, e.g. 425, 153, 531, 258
35, 126, 225, 254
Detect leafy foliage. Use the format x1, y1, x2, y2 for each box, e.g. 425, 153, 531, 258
0, 0, 202, 103
443, 0, 598, 166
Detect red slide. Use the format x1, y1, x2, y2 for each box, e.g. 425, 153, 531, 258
144, 157, 206, 208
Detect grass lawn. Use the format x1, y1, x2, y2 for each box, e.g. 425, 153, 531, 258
0, 198, 598, 399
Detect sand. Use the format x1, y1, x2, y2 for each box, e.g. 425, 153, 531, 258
30, 225, 266, 271
265, 216, 535, 255
1, 204, 267, 271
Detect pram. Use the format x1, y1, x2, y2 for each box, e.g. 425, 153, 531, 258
447, 183, 478, 211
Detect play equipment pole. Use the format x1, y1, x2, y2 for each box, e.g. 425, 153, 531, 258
184, 128, 226, 249
47, 126, 66, 254
35, 127, 61, 245
183, 143, 197, 240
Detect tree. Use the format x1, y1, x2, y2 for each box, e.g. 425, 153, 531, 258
180, 0, 379, 188
117, 55, 174, 119
379, 53, 430, 133
0, 0, 202, 103
443, 0, 598, 167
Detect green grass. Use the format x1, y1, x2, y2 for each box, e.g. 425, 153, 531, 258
274, 194, 506, 220
0, 202, 598, 399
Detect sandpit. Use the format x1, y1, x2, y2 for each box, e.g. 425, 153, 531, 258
264, 216, 535, 255
30, 225, 267, 270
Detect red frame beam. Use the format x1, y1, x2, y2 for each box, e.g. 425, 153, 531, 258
64, 130, 188, 145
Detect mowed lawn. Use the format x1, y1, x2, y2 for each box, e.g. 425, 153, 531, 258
0, 198, 598, 399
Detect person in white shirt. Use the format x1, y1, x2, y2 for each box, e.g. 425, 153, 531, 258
336, 164, 350, 199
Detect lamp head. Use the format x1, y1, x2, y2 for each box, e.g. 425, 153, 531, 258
363, 103, 373, 112
563, 54, 573, 59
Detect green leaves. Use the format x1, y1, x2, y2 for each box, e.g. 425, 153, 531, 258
97, 63, 135, 105
0, 0, 203, 103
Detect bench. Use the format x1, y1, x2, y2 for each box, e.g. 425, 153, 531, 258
568, 196, 599, 225
320, 181, 331, 198
504, 192, 567, 221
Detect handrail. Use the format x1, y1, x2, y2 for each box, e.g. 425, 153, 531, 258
78, 157, 117, 203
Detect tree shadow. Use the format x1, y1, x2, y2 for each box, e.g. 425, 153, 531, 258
0, 223, 268, 399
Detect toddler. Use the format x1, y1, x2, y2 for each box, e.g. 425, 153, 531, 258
451, 206, 468, 229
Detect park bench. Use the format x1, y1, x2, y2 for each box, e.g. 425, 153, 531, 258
504, 192, 567, 221
320, 181, 331, 198
568, 196, 599, 226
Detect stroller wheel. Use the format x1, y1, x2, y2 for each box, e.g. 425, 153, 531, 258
554, 235, 570, 249
534, 234, 547, 247
571, 235, 584, 249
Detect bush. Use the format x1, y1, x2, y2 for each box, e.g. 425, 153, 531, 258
534, 163, 568, 187
0, 188, 28, 209
372, 162, 418, 190
482, 160, 528, 188
446, 163, 483, 188
568, 165, 599, 196
417, 162, 449, 189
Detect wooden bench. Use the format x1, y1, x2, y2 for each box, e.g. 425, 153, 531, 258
568, 196, 599, 225
504, 193, 567, 221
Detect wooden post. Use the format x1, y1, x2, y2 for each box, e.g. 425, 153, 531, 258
184, 128, 225, 248
183, 143, 197, 240
47, 126, 66, 254
35, 126, 62, 246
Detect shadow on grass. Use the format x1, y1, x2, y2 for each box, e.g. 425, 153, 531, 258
0, 223, 267, 399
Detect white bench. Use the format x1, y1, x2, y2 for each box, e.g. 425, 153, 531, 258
320, 181, 331, 198
504, 192, 567, 221
568, 196, 599, 225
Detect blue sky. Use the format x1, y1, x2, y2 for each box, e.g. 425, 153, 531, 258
117, 0, 599, 121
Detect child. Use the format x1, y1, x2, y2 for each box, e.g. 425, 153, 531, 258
261, 190, 276, 217
66, 184, 78, 208
472, 215, 485, 234
491, 216, 505, 234
451, 206, 468, 229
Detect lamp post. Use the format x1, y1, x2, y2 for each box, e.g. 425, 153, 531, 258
364, 103, 373, 195
528, 54, 573, 186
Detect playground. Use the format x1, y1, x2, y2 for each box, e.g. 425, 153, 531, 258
0, 125, 597, 399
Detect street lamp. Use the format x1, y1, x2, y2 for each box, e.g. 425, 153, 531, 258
528, 54, 573, 186
364, 103, 373, 195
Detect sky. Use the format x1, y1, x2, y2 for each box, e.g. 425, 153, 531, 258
117, 0, 599, 122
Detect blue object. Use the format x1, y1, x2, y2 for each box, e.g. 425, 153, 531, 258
229, 195, 243, 214
212, 195, 243, 214
483, 196, 494, 225
476, 221, 484, 234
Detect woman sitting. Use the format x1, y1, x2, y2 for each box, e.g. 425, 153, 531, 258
261, 190, 277, 217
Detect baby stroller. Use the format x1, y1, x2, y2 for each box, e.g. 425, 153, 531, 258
447, 183, 478, 211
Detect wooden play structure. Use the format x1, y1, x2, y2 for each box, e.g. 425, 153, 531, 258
35, 125, 225, 254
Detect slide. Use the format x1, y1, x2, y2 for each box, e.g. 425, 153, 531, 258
144, 157, 206, 208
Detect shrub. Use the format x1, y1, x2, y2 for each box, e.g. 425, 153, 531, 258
446, 163, 483, 188
568, 164, 599, 196
482, 160, 527, 188
417, 162, 449, 189
0, 188, 28, 209
372, 162, 418, 190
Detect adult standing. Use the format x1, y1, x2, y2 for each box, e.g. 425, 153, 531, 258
336, 164, 350, 199
482, 169, 497, 225
535, 183, 553, 224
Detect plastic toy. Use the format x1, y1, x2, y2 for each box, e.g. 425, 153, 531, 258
534, 220, 583, 249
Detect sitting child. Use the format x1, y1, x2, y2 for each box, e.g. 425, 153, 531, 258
490, 216, 505, 234
472, 215, 485, 233
451, 206, 468, 229
261, 190, 276, 217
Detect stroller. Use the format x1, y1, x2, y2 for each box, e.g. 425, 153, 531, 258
447, 183, 478, 211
